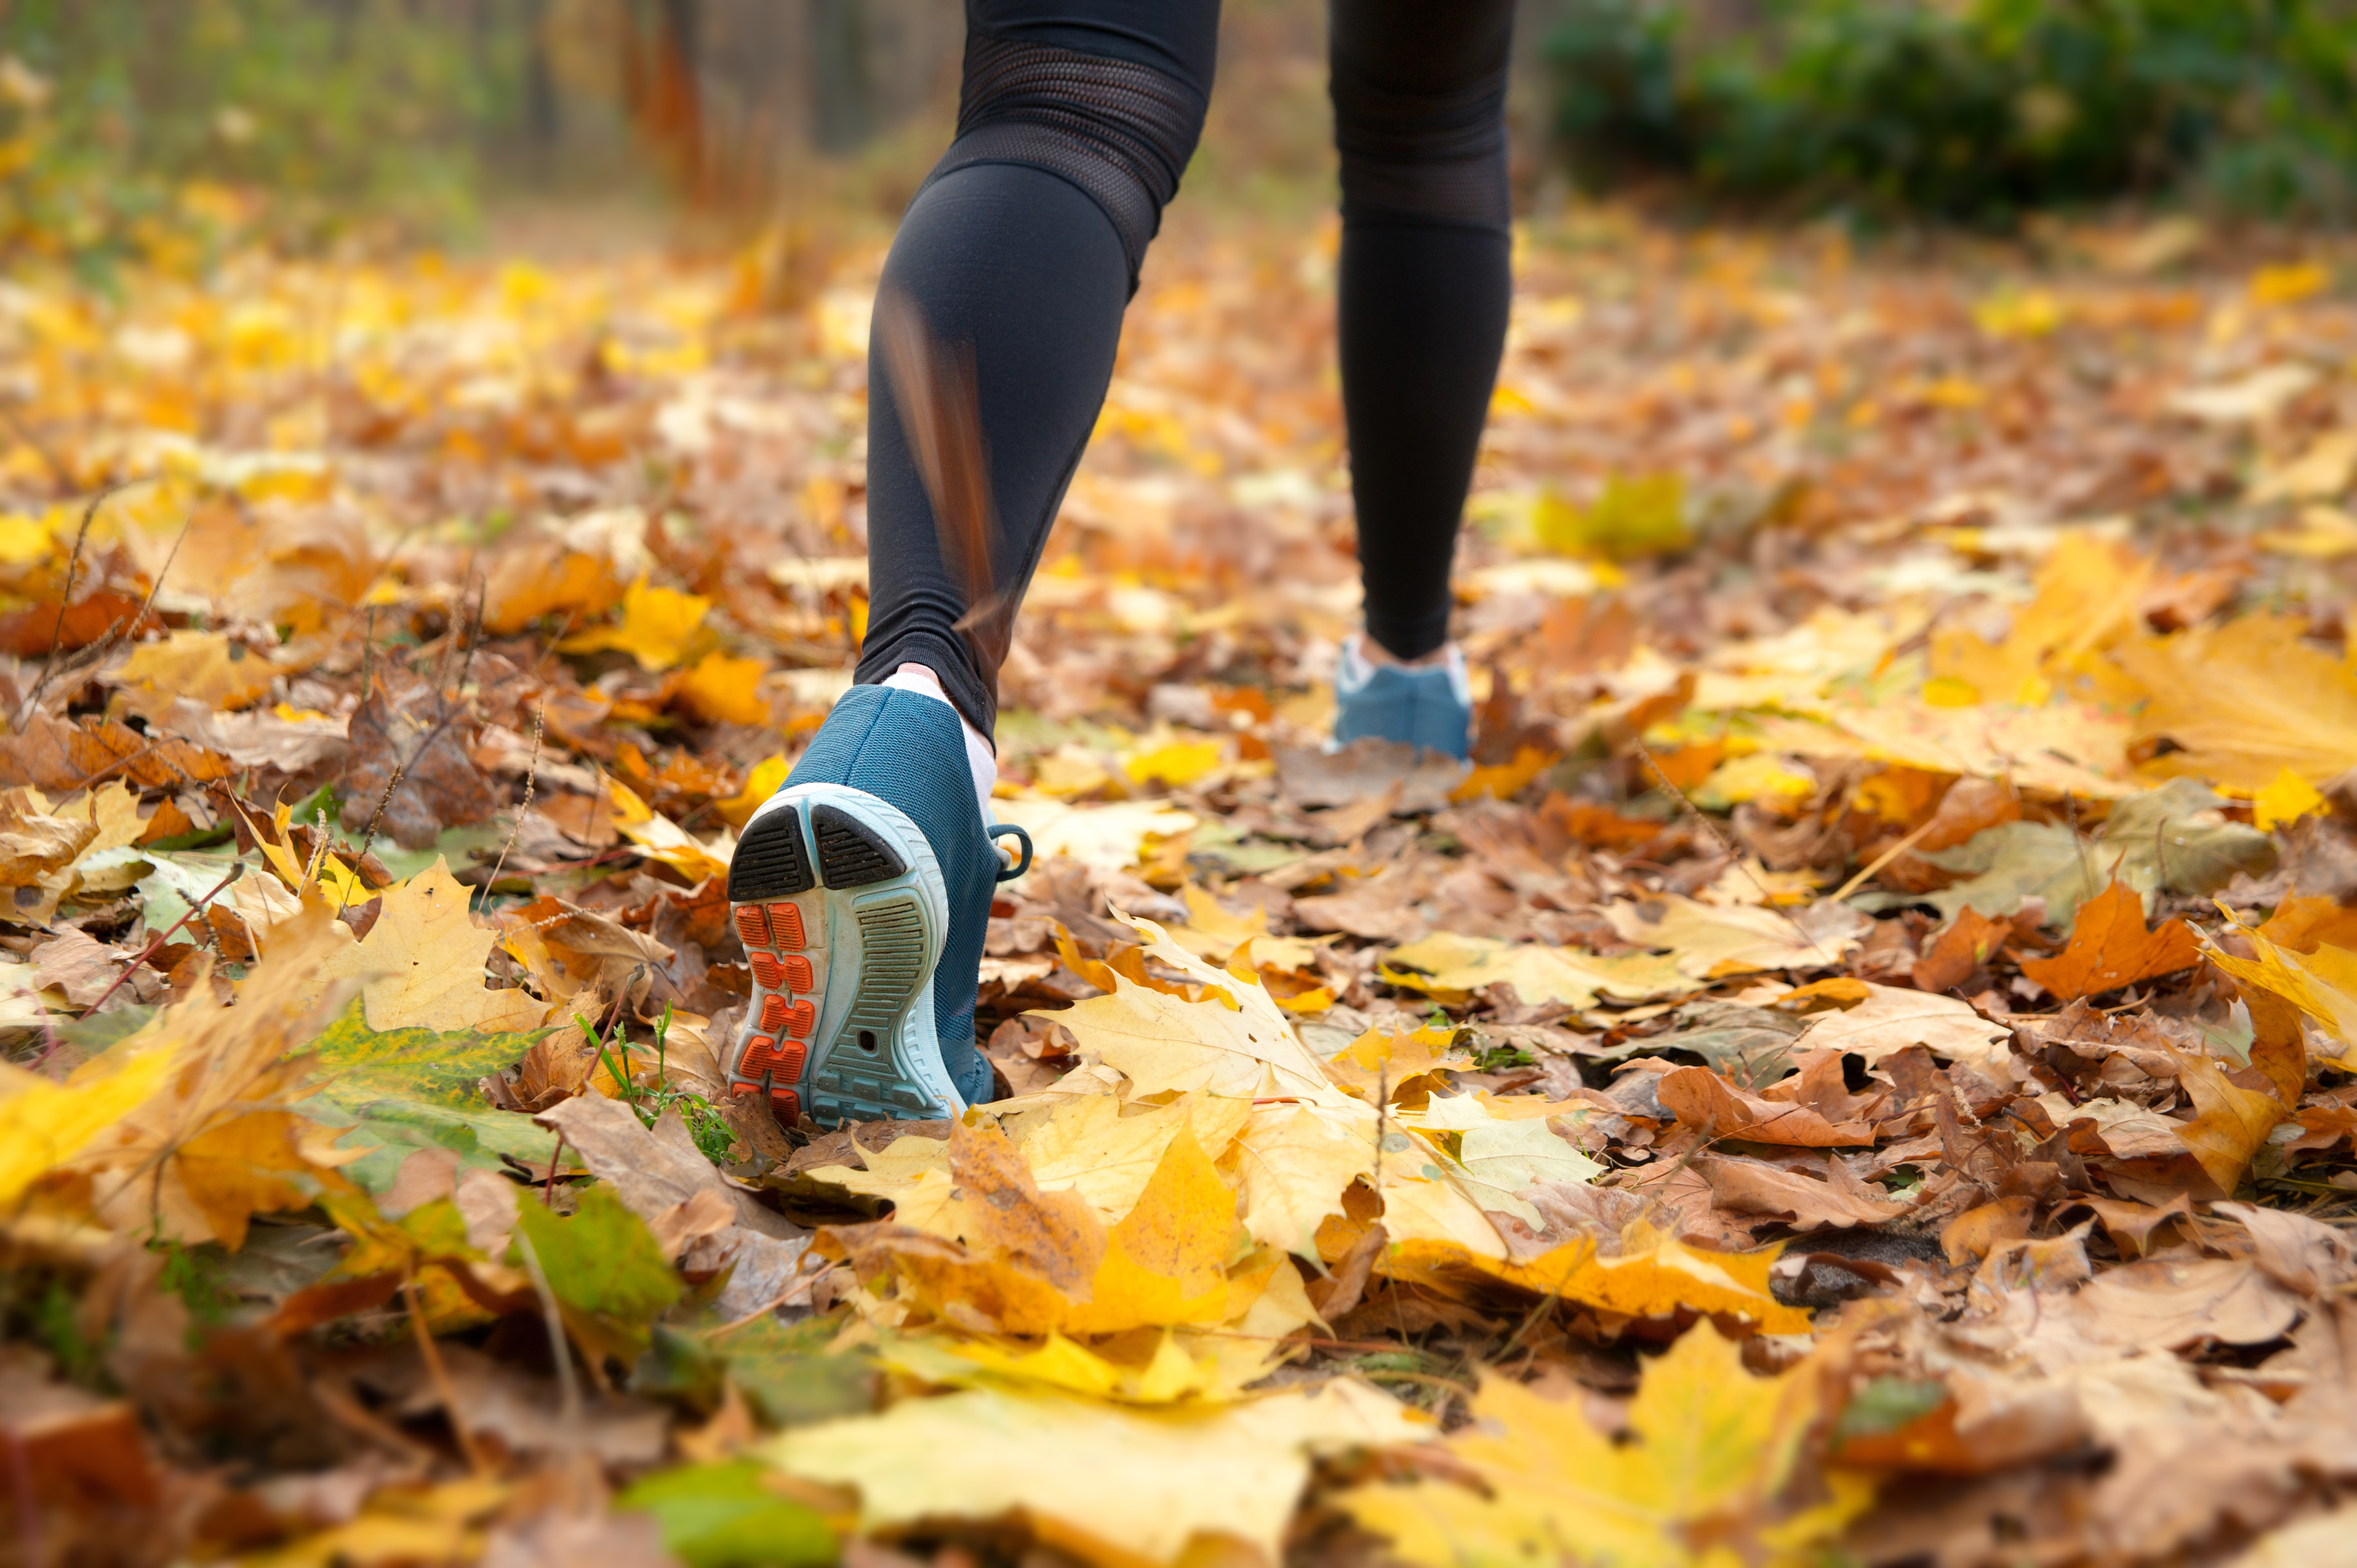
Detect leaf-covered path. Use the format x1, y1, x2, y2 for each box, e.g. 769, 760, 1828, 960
4, 209, 2357, 1567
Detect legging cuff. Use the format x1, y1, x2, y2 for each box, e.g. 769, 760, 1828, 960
1363, 607, 1454, 665
853, 627, 1000, 744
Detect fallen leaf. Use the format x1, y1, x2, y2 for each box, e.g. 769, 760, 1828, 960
616, 1459, 836, 1568
1046, 918, 1332, 1100
312, 858, 547, 1033
765, 1380, 1421, 1566
1343, 1324, 1865, 1568
1789, 982, 2012, 1072
558, 575, 713, 671
510, 1182, 684, 1372
2207, 921, 2357, 1069
2018, 880, 2200, 1000
110, 628, 274, 719
1922, 778, 2274, 931
1656, 1066, 1877, 1146
1704, 1154, 1915, 1229
342, 682, 502, 857
1605, 894, 1865, 978
0, 1045, 176, 1207
2169, 1046, 2288, 1194
537, 1094, 811, 1321
2073, 1256, 2302, 1349
1912, 907, 2011, 992
2108, 615, 2357, 790
1385, 930, 1695, 1009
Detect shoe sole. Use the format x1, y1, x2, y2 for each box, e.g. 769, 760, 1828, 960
723, 782, 964, 1127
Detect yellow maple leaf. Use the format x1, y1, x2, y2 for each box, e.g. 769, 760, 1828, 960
0, 1048, 176, 1208
1452, 744, 1562, 804
311, 858, 546, 1033
1606, 895, 1859, 978
1161, 883, 1267, 962
2106, 613, 2357, 791
1063, 1122, 1237, 1334
2168, 1045, 2286, 1195
1384, 931, 1696, 1010
1384, 1222, 1812, 1336
249, 1477, 509, 1568
1123, 735, 1226, 788
885, 1326, 1253, 1405
2253, 765, 2328, 831
606, 777, 734, 883
112, 628, 275, 719
765, 1380, 1423, 1568
60, 904, 368, 1246
1345, 1323, 1866, 1568
1927, 532, 2152, 707
481, 539, 624, 633
557, 574, 712, 670
1044, 915, 1336, 1100
672, 648, 770, 726
715, 754, 790, 829
1225, 1098, 1377, 1259
2205, 919, 2357, 1073
1003, 1090, 1252, 1224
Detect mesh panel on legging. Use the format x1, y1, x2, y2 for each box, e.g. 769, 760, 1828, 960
927, 30, 1209, 287
1329, 0, 1513, 235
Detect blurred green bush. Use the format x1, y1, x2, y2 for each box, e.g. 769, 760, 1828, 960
1547, 0, 2357, 221
0, 0, 550, 282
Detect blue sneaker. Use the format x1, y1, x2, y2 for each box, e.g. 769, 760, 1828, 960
1332, 636, 1473, 760
724, 687, 1027, 1126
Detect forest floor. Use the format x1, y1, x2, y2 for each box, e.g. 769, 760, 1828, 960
4, 203, 2357, 1568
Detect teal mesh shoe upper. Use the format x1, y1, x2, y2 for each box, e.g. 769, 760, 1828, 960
1332, 637, 1473, 760
784, 685, 997, 1105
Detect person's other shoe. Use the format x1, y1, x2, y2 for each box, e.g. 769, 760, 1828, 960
723, 686, 1011, 1125
1331, 635, 1473, 760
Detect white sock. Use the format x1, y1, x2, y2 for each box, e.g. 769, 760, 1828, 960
882, 663, 997, 829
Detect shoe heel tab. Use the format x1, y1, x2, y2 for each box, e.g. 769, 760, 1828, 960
988, 821, 1033, 882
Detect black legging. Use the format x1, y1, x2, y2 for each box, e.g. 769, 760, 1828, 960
853, 0, 1515, 735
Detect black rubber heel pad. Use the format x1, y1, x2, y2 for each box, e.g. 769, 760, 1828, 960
813, 803, 907, 886
728, 803, 814, 900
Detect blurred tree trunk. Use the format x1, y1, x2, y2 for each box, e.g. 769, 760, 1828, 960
810, 0, 876, 153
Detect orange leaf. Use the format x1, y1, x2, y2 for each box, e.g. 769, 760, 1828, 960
1911, 907, 2011, 993
2168, 1047, 2287, 1195
2018, 880, 2199, 1001
1655, 1066, 1879, 1147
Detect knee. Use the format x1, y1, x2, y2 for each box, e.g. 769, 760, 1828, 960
929, 31, 1210, 287
1329, 0, 1515, 234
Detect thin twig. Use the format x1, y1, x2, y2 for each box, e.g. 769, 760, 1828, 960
513, 1230, 584, 1428
2064, 791, 2098, 899
477, 698, 543, 915
19, 484, 127, 720
403, 1273, 487, 1476
352, 755, 408, 868
543, 1129, 567, 1209
302, 806, 332, 890
1632, 738, 1833, 963
1829, 814, 1942, 903
453, 576, 488, 697
83, 864, 244, 1015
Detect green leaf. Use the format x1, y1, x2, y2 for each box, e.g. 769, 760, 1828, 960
705, 1312, 878, 1428
294, 1000, 558, 1193
511, 1184, 681, 1367
1921, 777, 2274, 932
616, 1460, 835, 1568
